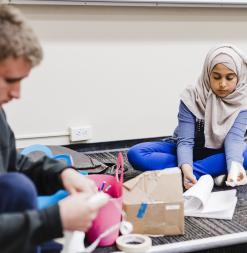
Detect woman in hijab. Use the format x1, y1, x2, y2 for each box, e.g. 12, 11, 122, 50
128, 45, 247, 189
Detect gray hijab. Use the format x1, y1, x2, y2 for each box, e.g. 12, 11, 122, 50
181, 45, 247, 149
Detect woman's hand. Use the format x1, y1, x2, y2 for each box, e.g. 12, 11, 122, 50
226, 161, 247, 187
181, 164, 197, 190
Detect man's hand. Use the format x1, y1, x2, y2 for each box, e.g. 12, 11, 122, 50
60, 168, 97, 195
59, 192, 109, 232
181, 164, 197, 190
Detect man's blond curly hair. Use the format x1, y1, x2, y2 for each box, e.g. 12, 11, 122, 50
0, 5, 43, 66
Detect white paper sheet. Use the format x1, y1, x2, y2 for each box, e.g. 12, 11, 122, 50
183, 175, 237, 220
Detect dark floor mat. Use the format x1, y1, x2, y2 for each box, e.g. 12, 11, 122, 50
87, 150, 142, 181
86, 150, 247, 253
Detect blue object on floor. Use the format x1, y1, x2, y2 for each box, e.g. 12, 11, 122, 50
20, 145, 74, 209
53, 154, 73, 167
78, 170, 89, 176
38, 190, 69, 209
21, 144, 53, 158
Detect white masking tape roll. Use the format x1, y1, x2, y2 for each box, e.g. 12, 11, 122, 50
120, 221, 133, 235
116, 234, 152, 253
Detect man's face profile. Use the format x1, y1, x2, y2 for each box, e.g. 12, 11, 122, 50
0, 57, 31, 106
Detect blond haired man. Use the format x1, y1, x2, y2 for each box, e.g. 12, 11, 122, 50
0, 5, 106, 253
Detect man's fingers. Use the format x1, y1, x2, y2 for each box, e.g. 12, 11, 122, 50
68, 188, 77, 195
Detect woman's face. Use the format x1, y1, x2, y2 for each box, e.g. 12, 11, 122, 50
209, 64, 238, 98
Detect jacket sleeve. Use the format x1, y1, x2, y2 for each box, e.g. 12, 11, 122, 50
224, 110, 247, 172
7, 128, 68, 195
16, 153, 68, 195
0, 205, 63, 253
176, 101, 196, 167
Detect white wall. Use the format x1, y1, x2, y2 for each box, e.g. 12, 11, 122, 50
4, 5, 247, 148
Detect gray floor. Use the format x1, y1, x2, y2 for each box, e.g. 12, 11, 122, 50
86, 150, 247, 253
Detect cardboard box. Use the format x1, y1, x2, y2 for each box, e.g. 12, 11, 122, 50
123, 168, 184, 235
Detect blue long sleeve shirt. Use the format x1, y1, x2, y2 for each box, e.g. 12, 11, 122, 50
173, 101, 247, 171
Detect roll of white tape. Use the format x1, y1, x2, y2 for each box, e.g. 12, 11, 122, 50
120, 221, 133, 235
116, 234, 152, 253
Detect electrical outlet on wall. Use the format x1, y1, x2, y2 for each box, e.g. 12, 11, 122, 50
69, 126, 92, 142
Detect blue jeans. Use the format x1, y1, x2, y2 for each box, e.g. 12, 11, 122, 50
0, 172, 37, 213
0, 173, 63, 253
127, 141, 247, 179
0, 173, 38, 253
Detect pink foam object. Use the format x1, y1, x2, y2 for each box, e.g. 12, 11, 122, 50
86, 152, 124, 246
